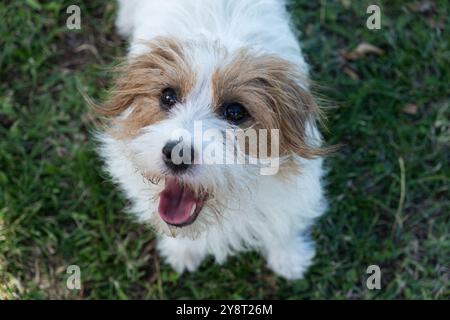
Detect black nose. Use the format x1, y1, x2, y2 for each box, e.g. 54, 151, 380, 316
162, 140, 195, 173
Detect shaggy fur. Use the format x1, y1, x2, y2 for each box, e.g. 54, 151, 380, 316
97, 0, 329, 279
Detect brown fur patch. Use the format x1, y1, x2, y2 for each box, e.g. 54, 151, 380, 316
94, 37, 196, 139
212, 50, 332, 159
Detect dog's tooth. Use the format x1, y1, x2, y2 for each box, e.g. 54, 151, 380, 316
168, 225, 176, 237
189, 203, 197, 217
161, 221, 172, 236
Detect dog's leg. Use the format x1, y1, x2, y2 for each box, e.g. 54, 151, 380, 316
157, 235, 207, 273
264, 234, 316, 280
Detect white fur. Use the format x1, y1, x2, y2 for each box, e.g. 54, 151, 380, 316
99, 0, 327, 280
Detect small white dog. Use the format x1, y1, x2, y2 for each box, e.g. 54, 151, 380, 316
97, 0, 331, 280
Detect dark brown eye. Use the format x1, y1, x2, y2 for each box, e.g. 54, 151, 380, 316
160, 88, 178, 109
222, 103, 249, 125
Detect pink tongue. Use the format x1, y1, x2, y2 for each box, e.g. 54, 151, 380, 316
158, 177, 198, 225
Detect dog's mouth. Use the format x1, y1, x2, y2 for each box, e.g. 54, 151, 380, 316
158, 176, 206, 227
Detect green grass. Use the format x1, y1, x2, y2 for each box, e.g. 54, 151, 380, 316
0, 0, 449, 299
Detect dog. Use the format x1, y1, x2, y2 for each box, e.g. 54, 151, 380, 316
96, 0, 330, 280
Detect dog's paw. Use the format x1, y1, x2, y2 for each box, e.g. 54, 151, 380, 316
163, 248, 205, 273
266, 240, 315, 280
157, 236, 206, 273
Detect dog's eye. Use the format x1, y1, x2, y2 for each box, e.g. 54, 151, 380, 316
222, 103, 249, 125
160, 88, 178, 109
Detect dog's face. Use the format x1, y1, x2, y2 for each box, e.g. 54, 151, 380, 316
98, 37, 324, 238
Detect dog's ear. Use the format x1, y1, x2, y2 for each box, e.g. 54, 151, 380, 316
255, 57, 326, 159
91, 37, 194, 118
214, 52, 332, 159
88, 37, 196, 139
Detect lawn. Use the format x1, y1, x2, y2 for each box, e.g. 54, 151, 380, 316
0, 0, 448, 299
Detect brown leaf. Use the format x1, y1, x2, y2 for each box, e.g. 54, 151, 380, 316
427, 16, 445, 30
402, 104, 419, 115
343, 67, 360, 80
339, 0, 351, 8
408, 1, 436, 13
343, 42, 385, 61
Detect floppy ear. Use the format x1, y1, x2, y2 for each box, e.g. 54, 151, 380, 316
264, 63, 329, 159
91, 37, 194, 118
212, 51, 334, 159
238, 54, 331, 159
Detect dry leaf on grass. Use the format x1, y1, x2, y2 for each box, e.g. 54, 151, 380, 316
427, 16, 446, 29
402, 104, 419, 115
408, 1, 436, 13
339, 0, 351, 8
343, 67, 360, 80
343, 42, 385, 61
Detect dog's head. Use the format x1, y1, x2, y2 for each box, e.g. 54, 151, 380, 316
96, 37, 327, 238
